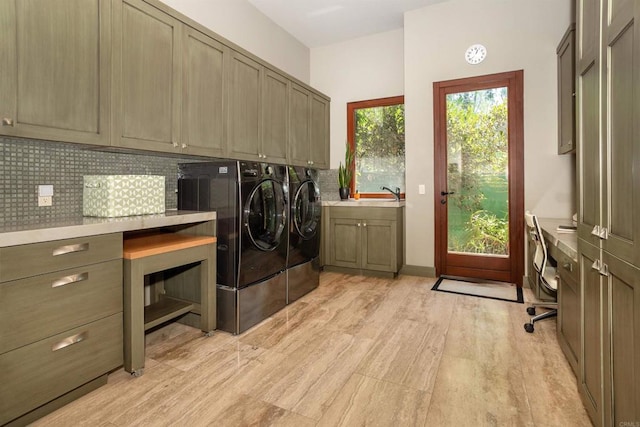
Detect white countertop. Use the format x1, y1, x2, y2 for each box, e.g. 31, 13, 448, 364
322, 199, 405, 208
0, 210, 216, 247
537, 217, 578, 262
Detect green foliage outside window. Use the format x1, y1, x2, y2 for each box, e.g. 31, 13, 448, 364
354, 103, 405, 193
446, 89, 509, 255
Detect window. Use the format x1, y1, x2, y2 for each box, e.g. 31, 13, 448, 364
347, 96, 405, 198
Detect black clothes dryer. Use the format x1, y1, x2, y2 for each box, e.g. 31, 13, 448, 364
178, 160, 288, 334
286, 166, 321, 303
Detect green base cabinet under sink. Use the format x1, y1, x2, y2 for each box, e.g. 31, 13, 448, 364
323, 205, 403, 276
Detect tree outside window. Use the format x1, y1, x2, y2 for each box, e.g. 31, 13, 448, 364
347, 96, 405, 198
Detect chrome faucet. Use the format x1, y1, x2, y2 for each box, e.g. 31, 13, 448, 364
380, 186, 401, 201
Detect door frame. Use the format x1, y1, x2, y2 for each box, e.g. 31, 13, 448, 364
433, 70, 524, 286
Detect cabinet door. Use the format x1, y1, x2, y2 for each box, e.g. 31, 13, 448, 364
262, 70, 289, 164
557, 26, 576, 154
361, 219, 396, 272
557, 257, 580, 376
601, 1, 640, 266
114, 0, 181, 152
0, 0, 110, 145
227, 51, 261, 161
328, 218, 360, 269
602, 251, 640, 427
576, 0, 600, 67
579, 240, 604, 426
577, 49, 601, 245
310, 94, 330, 169
289, 83, 311, 167
181, 26, 226, 157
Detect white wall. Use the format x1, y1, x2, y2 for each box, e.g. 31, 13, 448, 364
404, 0, 573, 268
160, 0, 310, 83
310, 29, 405, 168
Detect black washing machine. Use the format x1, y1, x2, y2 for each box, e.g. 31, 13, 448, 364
286, 166, 321, 303
178, 160, 288, 334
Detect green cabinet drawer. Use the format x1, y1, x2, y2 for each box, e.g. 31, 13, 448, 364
0, 233, 122, 283
0, 259, 123, 354
0, 313, 123, 425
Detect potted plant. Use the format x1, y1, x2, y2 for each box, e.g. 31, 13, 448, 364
338, 142, 354, 200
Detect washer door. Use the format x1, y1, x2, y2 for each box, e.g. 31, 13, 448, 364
244, 179, 287, 251
293, 180, 321, 240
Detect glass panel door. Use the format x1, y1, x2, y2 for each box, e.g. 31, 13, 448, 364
446, 88, 509, 256
433, 70, 524, 285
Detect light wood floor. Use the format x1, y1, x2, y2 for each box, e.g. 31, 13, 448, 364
34, 272, 592, 426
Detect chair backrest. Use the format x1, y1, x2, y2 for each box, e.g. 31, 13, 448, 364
524, 211, 549, 276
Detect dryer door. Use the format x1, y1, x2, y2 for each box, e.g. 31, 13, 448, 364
293, 180, 321, 240
244, 179, 287, 252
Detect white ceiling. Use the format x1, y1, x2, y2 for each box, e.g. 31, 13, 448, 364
247, 0, 448, 48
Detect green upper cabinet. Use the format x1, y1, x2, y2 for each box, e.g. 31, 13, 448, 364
576, 0, 602, 246
601, 1, 640, 267
261, 70, 289, 164
181, 26, 227, 158
114, 0, 229, 157
0, 0, 110, 145
289, 83, 330, 169
289, 83, 311, 166
0, 0, 329, 164
227, 51, 262, 161
310, 94, 330, 169
112, 0, 181, 153
227, 52, 290, 163
557, 25, 576, 154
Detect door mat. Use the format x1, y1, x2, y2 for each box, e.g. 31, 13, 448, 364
432, 276, 524, 304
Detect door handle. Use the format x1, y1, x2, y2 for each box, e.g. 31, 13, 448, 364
440, 191, 455, 196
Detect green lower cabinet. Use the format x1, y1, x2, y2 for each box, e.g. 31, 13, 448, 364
325, 206, 403, 275
579, 239, 640, 427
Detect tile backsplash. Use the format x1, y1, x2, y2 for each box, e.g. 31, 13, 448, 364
0, 137, 194, 227
0, 136, 338, 227
318, 168, 340, 201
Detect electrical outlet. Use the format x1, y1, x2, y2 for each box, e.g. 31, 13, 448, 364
38, 196, 52, 207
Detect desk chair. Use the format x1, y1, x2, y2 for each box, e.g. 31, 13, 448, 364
524, 211, 558, 333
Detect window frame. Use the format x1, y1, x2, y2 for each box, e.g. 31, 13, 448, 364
347, 95, 405, 199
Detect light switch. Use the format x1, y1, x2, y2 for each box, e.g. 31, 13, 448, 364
38, 185, 54, 197
418, 184, 426, 195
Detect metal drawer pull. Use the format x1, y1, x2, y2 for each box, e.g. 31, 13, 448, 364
52, 272, 89, 288
2, 117, 14, 126
53, 243, 89, 256
591, 225, 600, 237
563, 263, 573, 272
52, 331, 88, 352
591, 259, 601, 270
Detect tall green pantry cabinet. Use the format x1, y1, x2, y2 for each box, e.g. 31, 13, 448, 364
576, 0, 640, 426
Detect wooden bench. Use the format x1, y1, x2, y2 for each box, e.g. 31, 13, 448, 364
123, 232, 216, 376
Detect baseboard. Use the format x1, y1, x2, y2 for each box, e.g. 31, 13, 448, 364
323, 265, 396, 278
399, 265, 436, 277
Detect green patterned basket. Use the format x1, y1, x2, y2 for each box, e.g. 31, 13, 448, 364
83, 175, 165, 217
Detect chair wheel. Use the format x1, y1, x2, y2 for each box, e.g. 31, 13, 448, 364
524, 323, 534, 333
527, 307, 536, 315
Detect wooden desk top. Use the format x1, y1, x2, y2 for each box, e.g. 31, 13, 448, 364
123, 233, 216, 260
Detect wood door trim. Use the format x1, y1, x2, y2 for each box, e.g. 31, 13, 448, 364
433, 70, 524, 286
